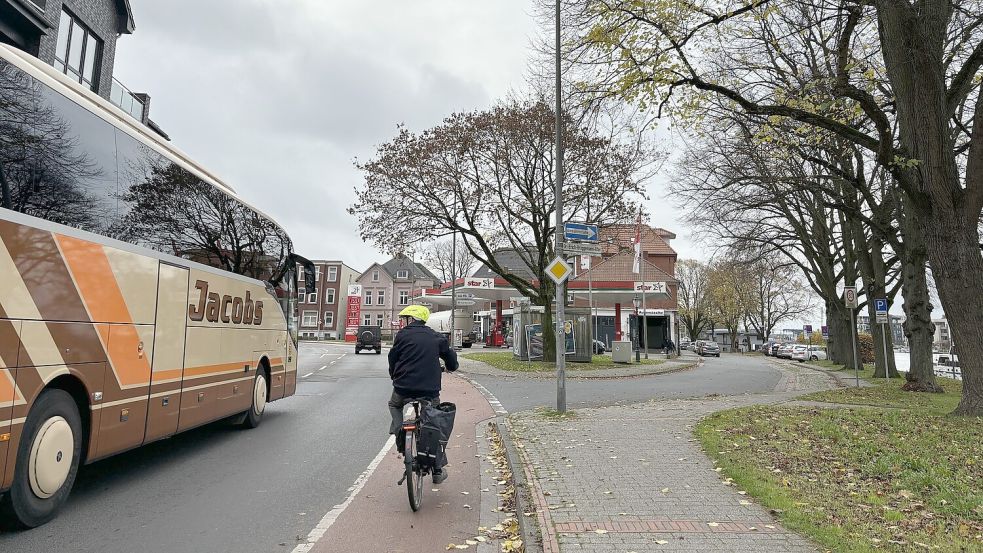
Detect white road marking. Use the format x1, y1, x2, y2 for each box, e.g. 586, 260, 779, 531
301, 372, 314, 378
463, 376, 508, 415
292, 436, 395, 553
317, 365, 327, 371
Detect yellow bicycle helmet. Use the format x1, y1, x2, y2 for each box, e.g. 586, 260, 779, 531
398, 305, 431, 323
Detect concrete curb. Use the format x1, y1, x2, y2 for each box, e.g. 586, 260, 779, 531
494, 416, 549, 553
784, 360, 874, 388
457, 356, 700, 381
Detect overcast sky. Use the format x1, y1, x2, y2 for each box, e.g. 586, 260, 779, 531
112, 0, 703, 274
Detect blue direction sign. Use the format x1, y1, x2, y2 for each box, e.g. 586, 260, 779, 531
564, 222, 599, 242
874, 298, 888, 314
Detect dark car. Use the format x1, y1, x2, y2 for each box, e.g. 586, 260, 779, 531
698, 341, 721, 357
355, 325, 382, 354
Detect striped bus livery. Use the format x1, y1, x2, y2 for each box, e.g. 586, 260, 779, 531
0, 44, 307, 527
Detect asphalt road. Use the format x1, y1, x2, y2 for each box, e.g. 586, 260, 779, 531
0, 341, 393, 553
466, 351, 784, 412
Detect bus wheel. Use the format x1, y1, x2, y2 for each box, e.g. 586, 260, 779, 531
242, 369, 268, 429
1, 389, 82, 528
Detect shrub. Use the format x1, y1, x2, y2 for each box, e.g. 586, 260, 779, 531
857, 333, 875, 363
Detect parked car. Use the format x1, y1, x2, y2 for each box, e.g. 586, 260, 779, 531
761, 341, 777, 355
788, 344, 808, 360
768, 343, 782, 356
776, 344, 796, 359
698, 341, 721, 357
679, 339, 691, 351
690, 340, 702, 352
593, 339, 606, 354
792, 346, 827, 362
355, 325, 382, 354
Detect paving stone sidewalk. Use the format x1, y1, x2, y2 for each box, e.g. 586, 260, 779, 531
509, 365, 835, 552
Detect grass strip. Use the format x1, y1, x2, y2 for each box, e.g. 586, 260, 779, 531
697, 376, 981, 552
462, 351, 663, 372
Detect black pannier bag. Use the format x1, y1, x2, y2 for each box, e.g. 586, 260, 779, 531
416, 402, 456, 468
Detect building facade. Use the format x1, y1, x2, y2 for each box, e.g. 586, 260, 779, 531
0, 0, 166, 136
296, 261, 360, 340
356, 254, 439, 338
856, 314, 906, 346
932, 318, 951, 351
466, 224, 680, 350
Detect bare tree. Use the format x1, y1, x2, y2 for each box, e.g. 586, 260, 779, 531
740, 258, 814, 343
421, 238, 477, 284
350, 99, 657, 360
676, 259, 711, 341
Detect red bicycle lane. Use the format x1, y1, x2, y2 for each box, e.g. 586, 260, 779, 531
305, 374, 495, 553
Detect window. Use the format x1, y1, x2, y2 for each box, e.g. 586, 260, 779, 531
54, 9, 102, 91
377, 314, 384, 327
397, 269, 409, 279
308, 291, 317, 304
301, 311, 318, 328
328, 267, 338, 281
298, 291, 306, 303
372, 270, 380, 282
326, 289, 336, 304
399, 291, 409, 306
377, 290, 386, 306
364, 290, 372, 305
324, 312, 334, 327
363, 314, 372, 326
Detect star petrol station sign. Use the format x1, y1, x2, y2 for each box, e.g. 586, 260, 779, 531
546, 257, 573, 285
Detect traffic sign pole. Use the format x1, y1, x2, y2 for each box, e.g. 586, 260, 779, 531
844, 287, 859, 388
554, 0, 566, 413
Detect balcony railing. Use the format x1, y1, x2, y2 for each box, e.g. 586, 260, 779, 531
110, 77, 145, 121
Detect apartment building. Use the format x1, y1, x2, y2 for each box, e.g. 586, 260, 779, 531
0, 0, 167, 136
296, 261, 360, 340
356, 254, 439, 337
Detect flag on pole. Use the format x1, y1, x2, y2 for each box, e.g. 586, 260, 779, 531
632, 211, 642, 274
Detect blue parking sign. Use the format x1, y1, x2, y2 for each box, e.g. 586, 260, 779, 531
874, 298, 888, 314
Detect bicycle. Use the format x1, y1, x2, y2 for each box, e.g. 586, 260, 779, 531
396, 398, 433, 511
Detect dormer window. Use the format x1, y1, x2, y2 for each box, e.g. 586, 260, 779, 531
396, 270, 409, 279
372, 270, 380, 282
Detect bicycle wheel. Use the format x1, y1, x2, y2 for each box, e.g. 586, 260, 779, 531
405, 430, 423, 511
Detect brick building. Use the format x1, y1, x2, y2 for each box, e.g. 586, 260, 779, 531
356, 254, 439, 338
296, 261, 360, 340
0, 0, 166, 136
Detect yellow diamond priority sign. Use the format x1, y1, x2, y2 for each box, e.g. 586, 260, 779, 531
546, 257, 572, 285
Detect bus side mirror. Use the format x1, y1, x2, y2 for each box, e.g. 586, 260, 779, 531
303, 264, 316, 294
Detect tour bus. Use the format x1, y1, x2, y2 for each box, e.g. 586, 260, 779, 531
0, 44, 314, 527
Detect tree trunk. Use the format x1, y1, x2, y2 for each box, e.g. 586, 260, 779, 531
924, 222, 983, 415
828, 302, 862, 371
876, 1, 983, 415
541, 296, 556, 363
898, 213, 943, 392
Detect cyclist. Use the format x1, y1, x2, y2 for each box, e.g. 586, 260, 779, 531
387, 305, 459, 484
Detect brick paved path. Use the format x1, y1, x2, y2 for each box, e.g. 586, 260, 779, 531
510, 364, 834, 552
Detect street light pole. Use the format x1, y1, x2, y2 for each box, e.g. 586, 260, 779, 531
553, 0, 566, 413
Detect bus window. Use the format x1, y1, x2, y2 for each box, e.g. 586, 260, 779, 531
0, 62, 117, 234
112, 128, 293, 284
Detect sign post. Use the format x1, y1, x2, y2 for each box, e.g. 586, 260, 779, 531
345, 284, 363, 342
804, 324, 813, 356
843, 286, 859, 387
875, 298, 889, 380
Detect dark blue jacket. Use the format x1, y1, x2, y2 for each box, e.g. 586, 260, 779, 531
388, 321, 459, 397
